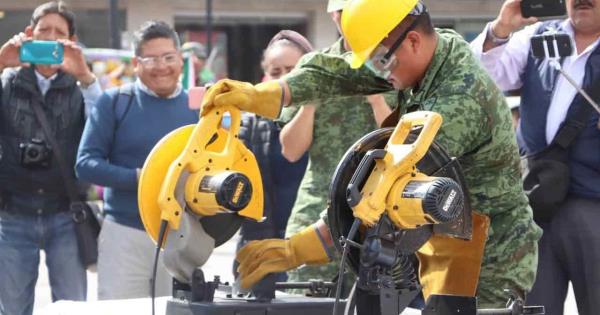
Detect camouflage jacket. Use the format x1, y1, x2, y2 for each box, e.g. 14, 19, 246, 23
281, 38, 394, 236
284, 29, 541, 238
280, 38, 394, 284
283, 29, 542, 299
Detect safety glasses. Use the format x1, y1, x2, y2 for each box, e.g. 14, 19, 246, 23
364, 2, 427, 79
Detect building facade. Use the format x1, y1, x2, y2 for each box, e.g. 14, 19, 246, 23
0, 0, 503, 82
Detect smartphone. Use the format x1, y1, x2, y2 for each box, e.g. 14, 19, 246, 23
531, 33, 573, 58
19, 40, 64, 65
521, 0, 566, 18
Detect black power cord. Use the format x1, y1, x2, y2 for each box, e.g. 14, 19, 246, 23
152, 220, 169, 315
333, 218, 361, 315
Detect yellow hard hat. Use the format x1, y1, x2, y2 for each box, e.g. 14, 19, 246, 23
341, 0, 419, 69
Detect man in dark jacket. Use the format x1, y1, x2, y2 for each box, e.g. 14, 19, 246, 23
0, 2, 102, 315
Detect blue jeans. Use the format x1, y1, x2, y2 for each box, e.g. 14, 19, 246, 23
0, 210, 86, 315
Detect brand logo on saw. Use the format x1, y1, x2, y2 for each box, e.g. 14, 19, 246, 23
442, 189, 457, 212
231, 181, 245, 205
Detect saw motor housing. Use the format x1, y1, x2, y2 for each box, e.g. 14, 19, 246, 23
345, 111, 466, 232
387, 175, 463, 228
186, 170, 254, 215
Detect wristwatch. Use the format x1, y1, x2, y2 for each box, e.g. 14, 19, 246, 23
487, 23, 511, 45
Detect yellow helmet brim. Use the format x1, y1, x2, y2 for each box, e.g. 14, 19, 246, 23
342, 0, 419, 69
348, 42, 378, 69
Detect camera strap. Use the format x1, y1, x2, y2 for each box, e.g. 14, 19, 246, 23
551, 100, 595, 150
550, 71, 600, 150
29, 100, 82, 205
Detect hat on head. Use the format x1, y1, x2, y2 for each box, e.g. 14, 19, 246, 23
267, 30, 314, 54
182, 42, 207, 59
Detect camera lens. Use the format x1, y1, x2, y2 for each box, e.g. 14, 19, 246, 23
28, 148, 39, 159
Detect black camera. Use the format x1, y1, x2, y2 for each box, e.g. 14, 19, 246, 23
521, 0, 567, 18
19, 138, 52, 169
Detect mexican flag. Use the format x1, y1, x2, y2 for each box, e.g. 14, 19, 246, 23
182, 53, 195, 91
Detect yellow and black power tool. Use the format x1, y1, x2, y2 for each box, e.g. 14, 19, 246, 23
138, 105, 542, 315
138, 105, 264, 284
328, 111, 543, 315
345, 111, 464, 229
326, 111, 474, 315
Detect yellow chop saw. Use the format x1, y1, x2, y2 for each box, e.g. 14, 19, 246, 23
138, 99, 544, 315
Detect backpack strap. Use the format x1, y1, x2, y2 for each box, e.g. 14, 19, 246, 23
111, 83, 135, 131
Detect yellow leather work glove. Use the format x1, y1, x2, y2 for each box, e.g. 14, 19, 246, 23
200, 79, 283, 119
236, 225, 331, 289
416, 211, 490, 301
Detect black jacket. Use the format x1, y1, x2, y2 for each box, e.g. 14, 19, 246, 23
0, 67, 85, 214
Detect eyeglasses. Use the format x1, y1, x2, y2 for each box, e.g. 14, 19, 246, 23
364, 2, 427, 79
137, 52, 180, 67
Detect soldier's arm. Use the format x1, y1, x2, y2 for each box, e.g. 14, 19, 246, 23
279, 105, 315, 162
281, 51, 394, 107
431, 94, 490, 158
366, 94, 394, 127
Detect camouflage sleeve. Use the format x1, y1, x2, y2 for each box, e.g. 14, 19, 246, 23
276, 104, 301, 126
283, 51, 393, 107
430, 94, 490, 158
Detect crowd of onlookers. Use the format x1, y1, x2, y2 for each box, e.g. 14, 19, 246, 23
1, 0, 599, 315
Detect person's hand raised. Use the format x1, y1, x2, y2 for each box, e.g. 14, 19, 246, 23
57, 39, 95, 85
492, 0, 539, 38
0, 33, 32, 71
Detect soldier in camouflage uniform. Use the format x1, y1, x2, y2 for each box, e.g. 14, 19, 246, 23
280, 0, 393, 286
201, 0, 542, 308
280, 77, 391, 285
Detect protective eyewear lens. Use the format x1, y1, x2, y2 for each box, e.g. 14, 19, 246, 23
364, 45, 396, 79
364, 6, 425, 79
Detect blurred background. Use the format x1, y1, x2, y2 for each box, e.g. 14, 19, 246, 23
0, 0, 506, 85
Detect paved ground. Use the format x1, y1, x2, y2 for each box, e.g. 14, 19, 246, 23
33, 234, 580, 314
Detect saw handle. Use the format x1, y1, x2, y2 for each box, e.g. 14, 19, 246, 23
346, 149, 386, 207
387, 111, 442, 168
348, 111, 443, 227
196, 105, 242, 156
157, 106, 242, 230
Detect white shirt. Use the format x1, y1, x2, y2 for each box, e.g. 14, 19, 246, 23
34, 70, 103, 116
34, 71, 57, 96
135, 78, 182, 99
471, 20, 600, 144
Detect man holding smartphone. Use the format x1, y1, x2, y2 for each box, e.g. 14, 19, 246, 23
0, 2, 101, 315
471, 0, 600, 314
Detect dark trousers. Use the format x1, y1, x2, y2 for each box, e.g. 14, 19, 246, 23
526, 196, 600, 315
